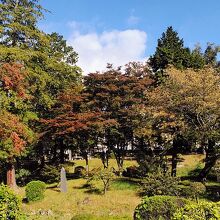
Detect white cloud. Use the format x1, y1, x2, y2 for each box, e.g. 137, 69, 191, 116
68, 27, 147, 74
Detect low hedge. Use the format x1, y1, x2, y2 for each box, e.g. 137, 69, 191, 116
134, 195, 220, 220
134, 196, 189, 220
173, 201, 220, 220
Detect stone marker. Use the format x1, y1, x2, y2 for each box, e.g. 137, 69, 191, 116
60, 167, 67, 193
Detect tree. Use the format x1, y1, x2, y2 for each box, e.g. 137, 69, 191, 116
0, 0, 46, 48
0, 0, 81, 117
149, 26, 191, 72
0, 62, 33, 187
149, 26, 206, 83
48, 32, 78, 65
147, 66, 220, 178
41, 102, 116, 172
83, 62, 153, 172
189, 44, 205, 69
0, 0, 82, 185
204, 43, 220, 66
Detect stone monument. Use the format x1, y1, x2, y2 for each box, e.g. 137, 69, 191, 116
60, 167, 67, 193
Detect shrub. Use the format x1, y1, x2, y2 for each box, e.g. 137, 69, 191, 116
87, 167, 115, 194
173, 201, 220, 220
74, 166, 86, 178
16, 168, 31, 186
0, 184, 25, 219
140, 172, 180, 196
134, 196, 189, 220
122, 166, 140, 178
179, 181, 206, 201
40, 165, 60, 183
25, 180, 46, 202
209, 160, 220, 181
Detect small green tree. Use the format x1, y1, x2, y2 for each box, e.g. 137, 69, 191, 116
87, 168, 115, 195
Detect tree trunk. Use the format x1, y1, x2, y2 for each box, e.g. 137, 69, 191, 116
60, 147, 65, 164
171, 137, 179, 177
198, 155, 217, 180
52, 145, 57, 164
7, 163, 17, 189
101, 151, 108, 169
171, 151, 178, 177
198, 139, 218, 180
114, 152, 124, 175
85, 154, 89, 175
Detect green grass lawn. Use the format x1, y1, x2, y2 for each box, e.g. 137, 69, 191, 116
21, 178, 140, 220
176, 154, 205, 177
21, 159, 140, 220
19, 155, 218, 220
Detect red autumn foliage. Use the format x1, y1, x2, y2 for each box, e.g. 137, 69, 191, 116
10, 132, 26, 154
0, 62, 28, 98
0, 111, 31, 158
41, 111, 116, 137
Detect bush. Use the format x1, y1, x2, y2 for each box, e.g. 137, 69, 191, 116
140, 172, 180, 196
25, 180, 46, 202
134, 196, 220, 220
134, 196, 189, 220
40, 165, 60, 184
0, 184, 25, 219
122, 166, 140, 178
74, 166, 86, 178
173, 201, 220, 220
16, 168, 31, 186
209, 160, 220, 181
179, 181, 206, 201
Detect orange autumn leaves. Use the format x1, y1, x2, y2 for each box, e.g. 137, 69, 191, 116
0, 62, 32, 160
147, 67, 220, 139
0, 111, 31, 157
0, 62, 28, 98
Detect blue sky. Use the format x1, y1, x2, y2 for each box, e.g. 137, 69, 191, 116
39, 0, 220, 74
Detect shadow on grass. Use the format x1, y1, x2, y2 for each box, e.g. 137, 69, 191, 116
111, 178, 140, 190
22, 198, 28, 203
72, 182, 103, 195
84, 188, 103, 195
46, 184, 60, 192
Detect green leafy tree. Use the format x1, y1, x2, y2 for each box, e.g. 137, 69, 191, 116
147, 67, 220, 179
0, 0, 82, 116
0, 0, 46, 48
0, 0, 82, 186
